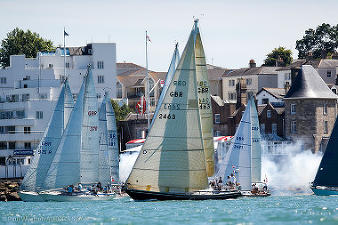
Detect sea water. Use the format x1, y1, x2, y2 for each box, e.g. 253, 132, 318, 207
0, 195, 337, 225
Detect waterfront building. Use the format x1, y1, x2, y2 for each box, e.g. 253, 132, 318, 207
0, 43, 117, 178
284, 65, 338, 152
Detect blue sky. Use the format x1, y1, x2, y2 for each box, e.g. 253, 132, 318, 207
1, 0, 338, 71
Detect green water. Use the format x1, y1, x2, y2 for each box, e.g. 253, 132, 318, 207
0, 195, 337, 225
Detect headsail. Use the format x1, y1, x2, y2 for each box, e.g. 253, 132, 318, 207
98, 95, 112, 186
216, 99, 253, 191
21, 83, 68, 191
194, 23, 215, 177
127, 20, 208, 193
313, 115, 338, 187
105, 92, 119, 183
151, 43, 180, 128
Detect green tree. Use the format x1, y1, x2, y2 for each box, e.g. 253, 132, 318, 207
0, 28, 55, 67
263, 46, 292, 66
110, 100, 133, 121
296, 23, 338, 59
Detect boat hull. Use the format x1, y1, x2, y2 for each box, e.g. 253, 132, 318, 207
40, 191, 116, 202
18, 191, 45, 202
311, 187, 338, 196
126, 189, 241, 201
240, 191, 271, 197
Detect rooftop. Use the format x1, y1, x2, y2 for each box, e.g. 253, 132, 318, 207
223, 66, 280, 77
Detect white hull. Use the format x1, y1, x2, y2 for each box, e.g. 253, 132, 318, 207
39, 191, 116, 202
18, 191, 45, 202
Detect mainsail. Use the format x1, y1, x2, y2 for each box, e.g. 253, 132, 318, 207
250, 99, 262, 183
127, 20, 208, 193
105, 92, 119, 183
194, 25, 215, 177
313, 115, 338, 187
64, 79, 74, 127
44, 66, 99, 189
98, 94, 112, 186
151, 43, 180, 128
21, 81, 74, 191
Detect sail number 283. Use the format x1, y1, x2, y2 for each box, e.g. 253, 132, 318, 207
159, 114, 175, 119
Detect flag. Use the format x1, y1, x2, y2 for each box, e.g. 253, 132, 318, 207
64, 30, 69, 37
146, 34, 151, 43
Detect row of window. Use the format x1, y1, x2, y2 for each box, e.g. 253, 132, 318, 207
0, 126, 31, 134
0, 110, 43, 120
46, 61, 105, 70
228, 78, 253, 87
290, 104, 328, 115
260, 123, 278, 135
289, 121, 329, 134
0, 141, 31, 150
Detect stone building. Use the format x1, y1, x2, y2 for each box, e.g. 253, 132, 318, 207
284, 65, 338, 152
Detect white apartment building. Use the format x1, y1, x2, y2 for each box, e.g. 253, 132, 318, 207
0, 43, 117, 178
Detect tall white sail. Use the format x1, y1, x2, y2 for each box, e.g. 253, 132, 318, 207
249, 99, 262, 183
98, 95, 111, 186
44, 66, 98, 189
127, 20, 208, 193
105, 92, 119, 183
194, 25, 215, 177
21, 84, 66, 191
80, 67, 99, 184
216, 102, 252, 191
151, 43, 180, 128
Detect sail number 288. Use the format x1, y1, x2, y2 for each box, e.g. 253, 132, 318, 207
159, 114, 175, 119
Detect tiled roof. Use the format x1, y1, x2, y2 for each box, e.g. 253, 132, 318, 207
211, 95, 225, 106
284, 65, 338, 99
223, 66, 280, 77
206, 64, 228, 81
277, 59, 338, 71
258, 88, 286, 99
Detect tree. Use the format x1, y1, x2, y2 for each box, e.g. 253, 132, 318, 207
296, 23, 338, 59
0, 28, 55, 67
263, 46, 292, 67
110, 100, 133, 121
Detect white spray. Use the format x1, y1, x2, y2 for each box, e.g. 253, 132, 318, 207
262, 141, 322, 195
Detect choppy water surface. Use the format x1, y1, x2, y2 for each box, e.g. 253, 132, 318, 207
0, 195, 337, 225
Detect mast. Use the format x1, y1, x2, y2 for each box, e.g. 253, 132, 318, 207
145, 31, 150, 130
63, 27, 66, 80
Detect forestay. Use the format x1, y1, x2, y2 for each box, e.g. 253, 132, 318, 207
127, 20, 208, 193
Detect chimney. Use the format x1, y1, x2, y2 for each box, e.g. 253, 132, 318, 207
236, 78, 247, 109
291, 68, 300, 84
284, 81, 291, 93
249, 59, 256, 68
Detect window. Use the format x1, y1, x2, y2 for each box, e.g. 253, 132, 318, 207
0, 77, 6, 84
0, 157, 5, 166
48, 64, 53, 68
214, 114, 220, 124
150, 98, 155, 107
66, 62, 70, 68
39, 93, 48, 99
228, 92, 236, 100
215, 131, 221, 136
97, 61, 104, 69
24, 127, 31, 134
228, 80, 235, 86
323, 104, 327, 115
324, 121, 328, 134
116, 82, 122, 98
0, 127, 4, 134
16, 110, 25, 119
272, 123, 277, 134
260, 124, 265, 134
36, 111, 43, 119
96, 93, 101, 99
8, 142, 16, 149
291, 121, 297, 134
291, 104, 296, 115
327, 71, 332, 78
246, 78, 252, 85
23, 84, 28, 88
97, 75, 105, 84
267, 110, 272, 118
262, 98, 269, 104
22, 94, 30, 102
24, 142, 31, 149
7, 126, 15, 134
0, 142, 6, 149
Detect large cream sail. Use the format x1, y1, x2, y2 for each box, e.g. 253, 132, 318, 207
127, 21, 208, 193
194, 25, 215, 177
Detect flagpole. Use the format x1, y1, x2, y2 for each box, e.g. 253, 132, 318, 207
145, 30, 150, 130
63, 27, 66, 81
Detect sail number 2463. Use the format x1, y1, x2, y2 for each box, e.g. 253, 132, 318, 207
159, 113, 175, 119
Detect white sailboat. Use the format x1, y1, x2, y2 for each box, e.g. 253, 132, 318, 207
216, 97, 269, 196
19, 80, 74, 202
125, 20, 241, 200
40, 66, 115, 201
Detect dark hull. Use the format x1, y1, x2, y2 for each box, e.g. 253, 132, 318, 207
126, 189, 242, 201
